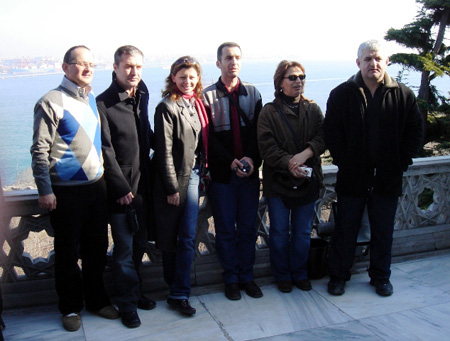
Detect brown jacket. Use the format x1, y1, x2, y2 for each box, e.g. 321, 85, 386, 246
257, 98, 326, 197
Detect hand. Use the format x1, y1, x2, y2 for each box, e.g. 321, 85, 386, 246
231, 157, 254, 177
38, 193, 57, 211
288, 147, 314, 176
167, 192, 180, 206
117, 192, 134, 205
289, 164, 309, 178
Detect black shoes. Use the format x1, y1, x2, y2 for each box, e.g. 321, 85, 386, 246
121, 311, 141, 328
138, 295, 156, 310
327, 278, 346, 296
167, 298, 196, 315
225, 281, 263, 299
293, 279, 312, 291
370, 279, 394, 296
225, 283, 241, 300
240, 281, 263, 298
277, 280, 293, 293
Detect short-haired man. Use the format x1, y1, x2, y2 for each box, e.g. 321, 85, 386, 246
96, 45, 155, 328
323, 40, 423, 297
31, 46, 119, 332
203, 42, 263, 300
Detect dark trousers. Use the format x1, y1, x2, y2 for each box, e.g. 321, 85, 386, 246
208, 175, 260, 284
328, 193, 398, 282
50, 178, 110, 315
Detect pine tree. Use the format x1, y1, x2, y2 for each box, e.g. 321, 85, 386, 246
385, 0, 450, 138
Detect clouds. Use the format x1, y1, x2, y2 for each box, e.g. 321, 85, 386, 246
0, 0, 419, 61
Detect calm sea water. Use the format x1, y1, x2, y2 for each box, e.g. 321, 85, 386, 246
0, 61, 447, 186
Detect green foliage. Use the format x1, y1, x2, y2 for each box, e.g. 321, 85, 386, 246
385, 16, 434, 51
385, 0, 449, 143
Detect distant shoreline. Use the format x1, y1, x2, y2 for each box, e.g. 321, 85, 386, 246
0, 71, 63, 79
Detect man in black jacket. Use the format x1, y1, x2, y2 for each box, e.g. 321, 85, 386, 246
97, 45, 155, 328
323, 40, 423, 297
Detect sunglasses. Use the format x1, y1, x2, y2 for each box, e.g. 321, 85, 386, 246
174, 57, 198, 66
284, 74, 306, 81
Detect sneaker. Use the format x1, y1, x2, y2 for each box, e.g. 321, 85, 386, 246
95, 305, 120, 319
327, 278, 346, 296
277, 280, 293, 293
225, 283, 241, 300
239, 281, 263, 298
138, 295, 156, 310
167, 298, 196, 315
293, 279, 312, 291
62, 313, 81, 332
121, 311, 141, 328
370, 279, 393, 297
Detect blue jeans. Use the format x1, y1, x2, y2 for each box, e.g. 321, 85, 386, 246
208, 175, 260, 284
267, 197, 315, 281
328, 193, 398, 282
163, 168, 200, 300
110, 208, 148, 312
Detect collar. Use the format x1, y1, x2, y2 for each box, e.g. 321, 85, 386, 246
112, 71, 146, 102
61, 76, 92, 99
216, 77, 248, 97
349, 71, 398, 90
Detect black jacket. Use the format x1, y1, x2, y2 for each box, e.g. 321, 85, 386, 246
323, 71, 423, 197
96, 73, 153, 213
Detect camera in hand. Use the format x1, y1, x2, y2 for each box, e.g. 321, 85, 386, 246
300, 166, 313, 177
239, 159, 251, 173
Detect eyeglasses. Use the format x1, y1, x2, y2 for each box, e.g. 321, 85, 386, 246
284, 74, 306, 81
68, 61, 96, 68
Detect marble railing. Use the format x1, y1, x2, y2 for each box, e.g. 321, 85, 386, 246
1, 156, 450, 308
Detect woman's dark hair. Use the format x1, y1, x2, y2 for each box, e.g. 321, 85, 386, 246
273, 60, 307, 100
162, 56, 203, 101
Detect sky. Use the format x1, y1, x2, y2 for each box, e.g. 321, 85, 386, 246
0, 0, 420, 62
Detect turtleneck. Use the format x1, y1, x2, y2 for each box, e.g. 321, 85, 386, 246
280, 92, 300, 114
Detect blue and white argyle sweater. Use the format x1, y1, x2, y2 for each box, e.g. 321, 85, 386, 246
31, 77, 104, 195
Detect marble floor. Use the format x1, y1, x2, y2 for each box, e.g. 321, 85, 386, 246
3, 252, 450, 341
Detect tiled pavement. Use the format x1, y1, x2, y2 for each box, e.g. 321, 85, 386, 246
3, 252, 450, 340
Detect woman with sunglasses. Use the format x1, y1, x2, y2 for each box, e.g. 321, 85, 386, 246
257, 60, 326, 293
153, 56, 208, 315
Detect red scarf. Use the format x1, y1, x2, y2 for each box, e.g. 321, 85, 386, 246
225, 80, 243, 159
182, 93, 209, 167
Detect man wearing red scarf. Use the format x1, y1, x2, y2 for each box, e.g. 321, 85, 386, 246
203, 42, 263, 301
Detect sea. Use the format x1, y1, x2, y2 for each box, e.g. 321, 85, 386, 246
1, 61, 448, 187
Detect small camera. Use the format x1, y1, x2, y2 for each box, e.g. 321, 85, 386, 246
300, 166, 312, 177
239, 159, 251, 173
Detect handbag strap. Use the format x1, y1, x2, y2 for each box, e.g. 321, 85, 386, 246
272, 102, 303, 152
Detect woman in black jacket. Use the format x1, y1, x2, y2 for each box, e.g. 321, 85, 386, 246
153, 56, 208, 316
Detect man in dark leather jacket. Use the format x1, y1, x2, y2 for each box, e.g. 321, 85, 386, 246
323, 40, 423, 297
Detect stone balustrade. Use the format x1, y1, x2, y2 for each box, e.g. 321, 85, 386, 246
1, 156, 450, 308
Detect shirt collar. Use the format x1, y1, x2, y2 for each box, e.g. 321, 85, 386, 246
61, 76, 92, 99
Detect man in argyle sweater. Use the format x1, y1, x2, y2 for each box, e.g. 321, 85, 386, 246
31, 46, 119, 332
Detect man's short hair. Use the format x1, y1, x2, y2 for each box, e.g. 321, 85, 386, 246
63, 45, 90, 64
217, 42, 241, 61
114, 45, 144, 66
357, 40, 385, 60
